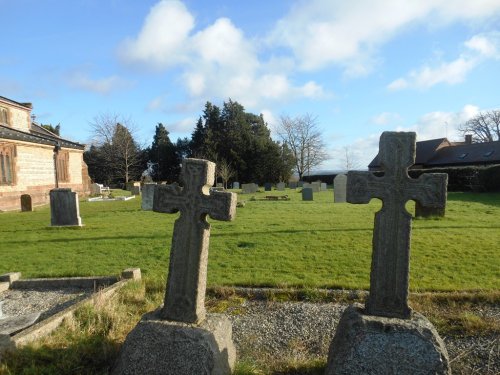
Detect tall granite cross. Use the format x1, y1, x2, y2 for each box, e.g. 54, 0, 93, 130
153, 158, 237, 324
347, 132, 447, 319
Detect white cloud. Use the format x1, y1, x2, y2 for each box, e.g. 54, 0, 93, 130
269, 0, 500, 74
68, 73, 131, 94
118, 0, 326, 109
119, 0, 194, 69
388, 32, 500, 90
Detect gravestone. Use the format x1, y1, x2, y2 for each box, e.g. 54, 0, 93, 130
288, 181, 297, 189
276, 182, 286, 191
49, 189, 82, 227
131, 185, 141, 196
241, 183, 258, 194
20, 194, 32, 212
302, 187, 313, 201
232, 181, 240, 189
113, 159, 237, 375
264, 182, 272, 191
310, 181, 321, 192
141, 183, 156, 211
297, 181, 304, 187
325, 132, 450, 375
333, 174, 347, 203
321, 182, 327, 191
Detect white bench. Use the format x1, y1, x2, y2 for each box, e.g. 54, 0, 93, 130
91, 183, 110, 195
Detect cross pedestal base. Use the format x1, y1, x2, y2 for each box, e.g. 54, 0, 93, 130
112, 312, 235, 375
325, 303, 451, 375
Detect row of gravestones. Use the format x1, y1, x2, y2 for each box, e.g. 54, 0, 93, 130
112, 132, 451, 375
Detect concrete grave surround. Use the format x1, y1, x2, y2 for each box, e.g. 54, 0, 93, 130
302, 187, 313, 201
325, 304, 451, 375
114, 159, 237, 375
276, 182, 286, 191
20, 194, 32, 212
326, 132, 450, 375
141, 183, 156, 211
49, 188, 82, 227
334, 174, 347, 203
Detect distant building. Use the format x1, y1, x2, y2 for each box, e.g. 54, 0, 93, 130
0, 96, 90, 211
368, 135, 500, 171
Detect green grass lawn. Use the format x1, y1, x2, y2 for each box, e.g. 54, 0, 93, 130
1, 189, 499, 292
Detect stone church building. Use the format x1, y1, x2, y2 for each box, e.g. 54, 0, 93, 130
0, 96, 90, 211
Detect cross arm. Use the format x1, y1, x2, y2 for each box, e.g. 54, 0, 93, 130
347, 171, 385, 204
409, 173, 448, 208
203, 191, 237, 221
153, 184, 184, 214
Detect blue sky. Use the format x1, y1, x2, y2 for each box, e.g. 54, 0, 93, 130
3, 0, 500, 170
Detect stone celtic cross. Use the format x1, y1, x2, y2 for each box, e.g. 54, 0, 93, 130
153, 158, 237, 324
347, 132, 447, 319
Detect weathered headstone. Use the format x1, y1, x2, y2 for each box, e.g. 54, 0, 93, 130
20, 194, 32, 212
113, 159, 237, 375
302, 187, 313, 201
276, 182, 286, 191
325, 132, 450, 375
321, 182, 327, 191
288, 181, 297, 189
264, 182, 272, 191
297, 181, 304, 187
141, 183, 156, 211
131, 185, 141, 196
49, 189, 82, 227
333, 174, 347, 203
232, 181, 240, 189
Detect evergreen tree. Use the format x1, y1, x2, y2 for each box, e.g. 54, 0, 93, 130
149, 123, 180, 182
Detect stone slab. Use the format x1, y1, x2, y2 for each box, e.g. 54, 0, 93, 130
325, 303, 451, 375
112, 312, 235, 375
0, 312, 40, 335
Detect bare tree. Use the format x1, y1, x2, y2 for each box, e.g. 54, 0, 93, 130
89, 113, 143, 183
216, 159, 235, 189
458, 110, 500, 143
340, 146, 361, 171
277, 113, 329, 180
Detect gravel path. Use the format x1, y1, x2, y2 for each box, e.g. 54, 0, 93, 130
0, 287, 93, 322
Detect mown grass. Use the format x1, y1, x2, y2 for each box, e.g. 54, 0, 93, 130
1, 189, 499, 291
